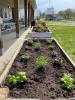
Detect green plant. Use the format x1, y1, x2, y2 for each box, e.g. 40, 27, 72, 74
36, 56, 48, 69
51, 51, 58, 57
8, 71, 27, 86
26, 39, 33, 46
8, 75, 17, 86
16, 72, 27, 83
61, 73, 74, 90
46, 39, 52, 44
53, 57, 63, 67
21, 53, 30, 63
34, 42, 41, 50
48, 45, 54, 50
33, 38, 39, 42
39, 27, 47, 32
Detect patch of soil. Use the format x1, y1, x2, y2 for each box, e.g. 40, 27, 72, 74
3, 39, 75, 100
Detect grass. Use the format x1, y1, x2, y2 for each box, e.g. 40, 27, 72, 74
47, 21, 75, 62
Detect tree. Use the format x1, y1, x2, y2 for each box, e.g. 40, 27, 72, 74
64, 9, 72, 19
57, 8, 75, 19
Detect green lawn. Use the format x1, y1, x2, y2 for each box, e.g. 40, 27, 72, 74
47, 22, 75, 62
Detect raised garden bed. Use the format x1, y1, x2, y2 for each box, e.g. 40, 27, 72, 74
1, 38, 75, 100
29, 20, 52, 38
29, 32, 52, 39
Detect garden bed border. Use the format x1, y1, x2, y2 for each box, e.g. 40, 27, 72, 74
53, 38, 75, 68
28, 32, 52, 39
29, 27, 52, 39
0, 37, 75, 100
0, 28, 32, 85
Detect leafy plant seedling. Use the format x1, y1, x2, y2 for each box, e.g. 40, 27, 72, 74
8, 75, 17, 86
16, 72, 27, 83
33, 38, 39, 42
61, 73, 74, 91
26, 39, 33, 46
46, 39, 52, 44
36, 56, 48, 70
8, 71, 28, 86
48, 45, 54, 50
53, 57, 63, 67
51, 51, 58, 57
21, 53, 30, 63
34, 42, 41, 50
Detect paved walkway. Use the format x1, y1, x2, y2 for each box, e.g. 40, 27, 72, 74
2, 28, 25, 53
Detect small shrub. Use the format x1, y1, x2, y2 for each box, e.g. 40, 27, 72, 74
8, 72, 27, 86
46, 39, 52, 44
16, 72, 27, 83
8, 75, 17, 86
21, 53, 30, 63
26, 39, 33, 46
48, 45, 54, 50
36, 56, 48, 69
53, 57, 63, 67
61, 73, 74, 90
33, 38, 39, 42
39, 27, 48, 32
34, 42, 41, 50
51, 51, 58, 57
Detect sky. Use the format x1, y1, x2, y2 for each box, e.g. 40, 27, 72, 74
20, 0, 75, 18
36, 0, 75, 13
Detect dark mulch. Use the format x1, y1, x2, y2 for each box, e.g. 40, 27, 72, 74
3, 39, 75, 100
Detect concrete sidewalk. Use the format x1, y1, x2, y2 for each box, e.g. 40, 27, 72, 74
2, 28, 25, 53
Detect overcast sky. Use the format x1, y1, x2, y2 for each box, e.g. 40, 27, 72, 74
36, 0, 75, 12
